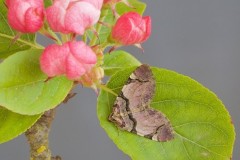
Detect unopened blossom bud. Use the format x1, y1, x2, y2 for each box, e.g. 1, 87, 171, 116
46, 0, 103, 35
111, 12, 151, 45
80, 66, 104, 88
40, 41, 97, 80
6, 0, 44, 33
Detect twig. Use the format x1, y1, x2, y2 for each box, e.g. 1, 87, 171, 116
25, 109, 61, 160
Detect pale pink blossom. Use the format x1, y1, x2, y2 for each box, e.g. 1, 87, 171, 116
6, 0, 44, 33
40, 41, 97, 80
82, 0, 103, 9
111, 12, 151, 45
46, 0, 103, 35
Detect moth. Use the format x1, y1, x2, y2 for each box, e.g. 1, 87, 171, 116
109, 64, 174, 142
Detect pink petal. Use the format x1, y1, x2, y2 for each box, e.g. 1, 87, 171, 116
40, 44, 69, 77
80, 0, 103, 9
7, 0, 44, 33
64, 2, 100, 35
46, 3, 68, 33
25, 7, 44, 32
68, 41, 97, 64
26, 0, 44, 8
40, 41, 97, 80
141, 16, 151, 42
52, 0, 71, 8
65, 54, 87, 79
111, 12, 151, 45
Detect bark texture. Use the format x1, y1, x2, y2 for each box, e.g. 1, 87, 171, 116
25, 109, 61, 160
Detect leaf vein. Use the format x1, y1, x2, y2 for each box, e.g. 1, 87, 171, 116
175, 132, 227, 158
181, 138, 192, 160
151, 99, 215, 112
0, 79, 45, 90
0, 11, 15, 36
173, 121, 229, 138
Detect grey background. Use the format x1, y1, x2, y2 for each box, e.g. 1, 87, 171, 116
0, 0, 239, 159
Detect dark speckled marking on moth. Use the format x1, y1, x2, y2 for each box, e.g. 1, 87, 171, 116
109, 64, 174, 142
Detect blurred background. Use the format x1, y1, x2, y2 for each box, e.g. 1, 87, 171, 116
0, 0, 239, 159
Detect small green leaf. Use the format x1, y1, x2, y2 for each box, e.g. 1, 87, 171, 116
103, 50, 141, 76
0, 106, 41, 144
97, 66, 235, 160
44, 0, 52, 7
116, 0, 146, 15
0, 1, 41, 59
0, 49, 73, 115
91, 8, 114, 45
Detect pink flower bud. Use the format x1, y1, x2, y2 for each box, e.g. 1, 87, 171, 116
6, 0, 44, 33
46, 0, 103, 35
40, 41, 97, 80
111, 12, 151, 45
80, 66, 104, 88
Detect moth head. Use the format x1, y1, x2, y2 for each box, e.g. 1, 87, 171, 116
109, 104, 134, 131
109, 105, 126, 127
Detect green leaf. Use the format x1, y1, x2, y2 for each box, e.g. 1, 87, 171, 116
97, 66, 235, 160
116, 0, 146, 15
0, 106, 41, 144
103, 50, 141, 76
44, 0, 53, 7
0, 49, 73, 115
90, 8, 114, 45
0, 1, 42, 59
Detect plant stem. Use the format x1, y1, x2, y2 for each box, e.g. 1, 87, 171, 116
25, 109, 61, 160
0, 33, 44, 49
89, 10, 108, 46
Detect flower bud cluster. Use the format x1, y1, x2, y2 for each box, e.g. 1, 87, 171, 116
6, 0, 151, 89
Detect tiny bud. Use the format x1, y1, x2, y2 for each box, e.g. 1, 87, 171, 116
111, 12, 151, 46
6, 0, 44, 33
79, 66, 104, 89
